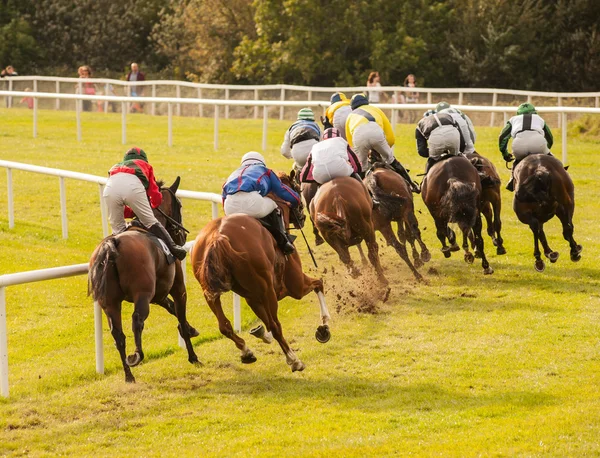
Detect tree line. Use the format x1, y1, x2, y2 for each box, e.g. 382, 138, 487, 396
1, 0, 598, 91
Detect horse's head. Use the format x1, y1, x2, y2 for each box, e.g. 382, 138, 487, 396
155, 176, 188, 246
279, 170, 306, 229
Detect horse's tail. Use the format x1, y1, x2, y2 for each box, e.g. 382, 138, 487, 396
316, 195, 351, 242
516, 167, 552, 203
441, 178, 478, 232
367, 174, 407, 220
88, 236, 119, 301
197, 230, 235, 299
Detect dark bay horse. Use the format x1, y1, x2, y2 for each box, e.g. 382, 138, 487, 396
364, 166, 431, 281
466, 152, 506, 255
513, 154, 582, 271
191, 173, 330, 372
88, 178, 198, 383
421, 156, 494, 275
310, 176, 389, 284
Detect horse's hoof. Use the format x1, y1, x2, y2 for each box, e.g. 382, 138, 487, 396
315, 325, 331, 344
350, 268, 361, 278
126, 352, 143, 367
421, 251, 432, 263
125, 375, 136, 383
450, 243, 460, 252
291, 360, 305, 372
413, 258, 424, 269
483, 266, 494, 275
241, 352, 257, 364
547, 251, 559, 263
474, 251, 482, 259
187, 325, 200, 338
464, 253, 475, 264
571, 252, 582, 262
535, 260, 545, 272
496, 246, 507, 255
189, 355, 203, 366
443, 251, 451, 258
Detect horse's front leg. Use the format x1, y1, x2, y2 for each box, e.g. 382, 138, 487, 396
473, 214, 493, 275
380, 221, 423, 281
462, 229, 475, 264
491, 191, 506, 255
169, 261, 200, 365
156, 296, 200, 338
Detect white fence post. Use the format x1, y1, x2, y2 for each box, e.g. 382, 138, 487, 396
562, 112, 567, 164
121, 102, 127, 145
99, 184, 109, 237
76, 97, 82, 142
596, 96, 599, 108
254, 89, 259, 119
59, 177, 68, 239
104, 83, 109, 114
33, 97, 38, 138
0, 286, 8, 397
557, 96, 562, 128
198, 88, 203, 117
7, 168, 14, 229
94, 301, 104, 374
176, 85, 181, 117
56, 81, 60, 110
168, 103, 173, 147
233, 293, 241, 333
152, 84, 156, 116
211, 202, 219, 220
458, 92, 463, 105
214, 105, 219, 151
427, 91, 432, 105
225, 88, 230, 119
279, 88, 285, 120
490, 92, 497, 127
7, 79, 12, 108
262, 106, 269, 152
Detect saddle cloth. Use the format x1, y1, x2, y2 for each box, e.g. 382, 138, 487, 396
125, 225, 176, 265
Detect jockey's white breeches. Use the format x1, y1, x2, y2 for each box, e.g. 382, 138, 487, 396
224, 191, 278, 218
512, 130, 550, 161
313, 156, 354, 185
291, 139, 318, 169
333, 106, 352, 140
103, 172, 159, 234
428, 125, 461, 158
352, 122, 394, 169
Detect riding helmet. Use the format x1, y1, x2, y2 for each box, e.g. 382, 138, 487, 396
330, 92, 347, 104
517, 103, 537, 115
322, 128, 342, 139
297, 108, 315, 121
241, 151, 266, 166
435, 101, 451, 112
350, 93, 369, 110
123, 146, 148, 162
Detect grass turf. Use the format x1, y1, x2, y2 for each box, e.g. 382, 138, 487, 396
1, 107, 600, 456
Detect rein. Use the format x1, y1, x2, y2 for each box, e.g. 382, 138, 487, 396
156, 207, 190, 234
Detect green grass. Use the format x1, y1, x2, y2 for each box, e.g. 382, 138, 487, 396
1, 107, 600, 456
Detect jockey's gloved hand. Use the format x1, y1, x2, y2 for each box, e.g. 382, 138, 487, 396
503, 153, 515, 162
320, 115, 333, 129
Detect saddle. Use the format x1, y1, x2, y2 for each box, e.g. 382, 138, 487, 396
125, 224, 176, 265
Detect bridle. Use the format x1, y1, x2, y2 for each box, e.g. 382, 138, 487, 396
159, 188, 189, 242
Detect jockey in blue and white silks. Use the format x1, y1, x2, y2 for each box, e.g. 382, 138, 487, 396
222, 152, 300, 255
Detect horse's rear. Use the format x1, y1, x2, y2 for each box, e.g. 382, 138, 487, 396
192, 214, 330, 371
365, 168, 430, 281
422, 156, 493, 274
513, 154, 581, 271
311, 176, 388, 283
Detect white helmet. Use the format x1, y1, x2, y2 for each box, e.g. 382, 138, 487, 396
241, 151, 266, 166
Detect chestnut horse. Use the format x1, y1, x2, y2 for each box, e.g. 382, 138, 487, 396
513, 154, 582, 272
192, 173, 330, 372
364, 166, 431, 281
310, 176, 388, 284
421, 156, 494, 275
466, 152, 506, 255
88, 178, 199, 383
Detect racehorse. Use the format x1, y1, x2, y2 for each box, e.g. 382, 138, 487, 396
88, 177, 199, 383
310, 176, 389, 284
191, 172, 331, 372
364, 165, 431, 281
421, 156, 494, 275
512, 154, 582, 271
466, 152, 506, 255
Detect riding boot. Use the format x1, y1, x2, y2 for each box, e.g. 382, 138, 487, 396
259, 209, 295, 255
424, 157, 436, 175
148, 223, 187, 260
505, 158, 520, 192
390, 158, 421, 194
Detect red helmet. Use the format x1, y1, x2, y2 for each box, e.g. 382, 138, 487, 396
322, 128, 341, 140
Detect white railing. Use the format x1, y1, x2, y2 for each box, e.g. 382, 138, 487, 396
2, 90, 600, 163
0, 159, 221, 239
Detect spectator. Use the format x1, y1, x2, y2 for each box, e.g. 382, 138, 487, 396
367, 71, 382, 103
0, 65, 18, 77
76, 65, 96, 112
401, 73, 419, 122
126, 62, 145, 113
96, 83, 118, 113
20, 88, 34, 109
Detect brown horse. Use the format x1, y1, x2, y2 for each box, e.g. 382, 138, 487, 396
513, 154, 582, 272
364, 166, 431, 281
88, 178, 199, 383
310, 176, 389, 284
466, 152, 506, 255
421, 156, 493, 275
191, 173, 330, 372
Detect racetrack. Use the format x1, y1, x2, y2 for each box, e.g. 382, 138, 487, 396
1, 107, 600, 456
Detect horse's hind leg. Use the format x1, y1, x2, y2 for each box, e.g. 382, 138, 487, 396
380, 222, 423, 281
205, 293, 256, 364
157, 297, 200, 338
462, 229, 475, 264
473, 214, 493, 274
364, 227, 389, 286
491, 193, 506, 255
404, 213, 431, 264
356, 243, 369, 266
538, 225, 559, 263
529, 218, 545, 272
557, 206, 582, 262
169, 262, 200, 365
102, 301, 135, 383
128, 292, 152, 367
332, 242, 360, 278
435, 219, 455, 258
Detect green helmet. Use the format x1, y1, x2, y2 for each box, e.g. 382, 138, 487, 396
517, 103, 537, 115
123, 146, 148, 162
297, 108, 315, 121
435, 101, 451, 112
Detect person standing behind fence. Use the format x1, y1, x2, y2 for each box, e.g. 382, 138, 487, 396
126, 63, 145, 113
0, 65, 18, 77
281, 108, 321, 171
76, 65, 95, 112
367, 72, 382, 103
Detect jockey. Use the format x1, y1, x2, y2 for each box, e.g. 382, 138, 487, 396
416, 110, 466, 174
499, 103, 554, 191
281, 108, 321, 171
323, 93, 352, 140
103, 147, 187, 260
346, 93, 420, 193
300, 128, 362, 185
222, 151, 300, 255
435, 101, 477, 154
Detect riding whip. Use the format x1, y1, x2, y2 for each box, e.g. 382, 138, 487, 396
292, 212, 318, 269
